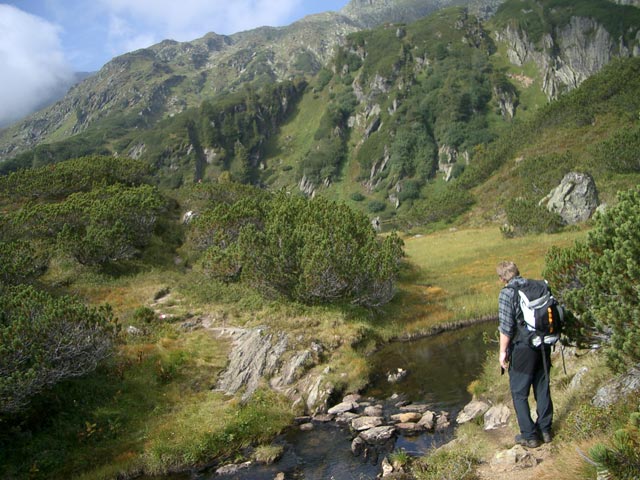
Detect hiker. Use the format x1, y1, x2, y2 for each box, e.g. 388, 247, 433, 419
497, 261, 553, 448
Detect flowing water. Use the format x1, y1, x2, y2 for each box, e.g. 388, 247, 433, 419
148, 321, 496, 480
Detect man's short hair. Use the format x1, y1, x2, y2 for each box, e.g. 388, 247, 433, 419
497, 261, 520, 282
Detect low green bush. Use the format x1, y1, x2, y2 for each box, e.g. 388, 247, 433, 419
0, 285, 117, 415
503, 197, 564, 237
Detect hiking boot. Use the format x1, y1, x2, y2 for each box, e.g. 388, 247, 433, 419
541, 431, 553, 443
515, 434, 541, 448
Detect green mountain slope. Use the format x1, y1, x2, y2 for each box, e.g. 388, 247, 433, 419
1, 0, 639, 231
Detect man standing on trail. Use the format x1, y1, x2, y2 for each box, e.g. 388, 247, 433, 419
496, 261, 553, 448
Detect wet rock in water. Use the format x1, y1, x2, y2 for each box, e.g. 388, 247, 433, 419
359, 425, 396, 444
395, 422, 424, 434
294, 416, 311, 425
418, 411, 436, 430
299, 422, 314, 431
364, 405, 383, 417
456, 399, 491, 424
398, 403, 430, 413
216, 461, 252, 475
382, 457, 394, 476
351, 416, 384, 431
351, 436, 366, 456
484, 404, 511, 430
274, 473, 285, 480
390, 412, 422, 423
435, 411, 450, 431
335, 411, 359, 425
312, 413, 334, 423
328, 401, 358, 415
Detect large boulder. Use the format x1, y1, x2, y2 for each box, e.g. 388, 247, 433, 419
541, 172, 599, 224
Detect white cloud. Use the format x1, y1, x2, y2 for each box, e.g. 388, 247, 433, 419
0, 5, 73, 127
99, 0, 302, 57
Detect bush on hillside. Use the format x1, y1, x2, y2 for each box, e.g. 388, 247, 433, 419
590, 410, 640, 480
543, 186, 640, 371
0, 240, 48, 285
406, 184, 474, 227
0, 285, 117, 415
503, 197, 564, 237
237, 193, 404, 307
7, 184, 165, 266
192, 187, 404, 307
0, 156, 150, 202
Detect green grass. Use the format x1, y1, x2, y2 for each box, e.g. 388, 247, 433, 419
379, 226, 588, 338
262, 86, 328, 190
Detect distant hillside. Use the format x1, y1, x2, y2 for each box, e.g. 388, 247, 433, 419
0, 0, 500, 162
1, 0, 639, 232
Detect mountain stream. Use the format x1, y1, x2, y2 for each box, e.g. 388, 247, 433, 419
146, 321, 495, 480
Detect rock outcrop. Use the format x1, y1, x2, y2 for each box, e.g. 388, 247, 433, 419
541, 172, 599, 225
496, 15, 640, 100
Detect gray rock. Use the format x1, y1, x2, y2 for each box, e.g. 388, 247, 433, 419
491, 445, 537, 470
328, 401, 358, 415
215, 328, 288, 400
592, 366, 640, 408
484, 404, 511, 430
398, 403, 430, 413
335, 412, 360, 425
390, 412, 422, 423
216, 461, 252, 475
541, 172, 599, 224
312, 413, 334, 423
456, 400, 491, 424
343, 393, 362, 403
359, 426, 396, 444
569, 366, 590, 390
300, 422, 314, 431
351, 436, 366, 456
418, 411, 436, 430
126, 325, 142, 335
279, 350, 313, 386
352, 416, 384, 431
364, 405, 383, 417
435, 411, 451, 431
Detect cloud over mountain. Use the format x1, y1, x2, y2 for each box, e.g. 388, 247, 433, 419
0, 5, 73, 127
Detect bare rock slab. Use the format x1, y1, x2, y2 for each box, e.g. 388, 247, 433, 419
359, 425, 396, 444
484, 404, 511, 430
456, 400, 490, 424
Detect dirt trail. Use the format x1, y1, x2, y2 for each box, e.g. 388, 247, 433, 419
475, 426, 555, 480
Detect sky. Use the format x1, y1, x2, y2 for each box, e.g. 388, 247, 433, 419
0, 0, 349, 126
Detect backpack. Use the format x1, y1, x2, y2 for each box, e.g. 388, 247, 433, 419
510, 279, 564, 349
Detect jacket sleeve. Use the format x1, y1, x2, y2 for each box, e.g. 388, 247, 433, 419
498, 287, 516, 338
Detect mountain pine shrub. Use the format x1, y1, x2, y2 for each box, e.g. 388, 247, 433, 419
0, 285, 117, 414
543, 186, 640, 371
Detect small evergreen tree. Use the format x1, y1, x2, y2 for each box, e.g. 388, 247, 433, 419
543, 186, 640, 371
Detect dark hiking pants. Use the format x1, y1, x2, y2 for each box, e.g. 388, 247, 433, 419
509, 342, 553, 440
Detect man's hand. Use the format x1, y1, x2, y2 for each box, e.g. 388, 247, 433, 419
499, 350, 509, 370
499, 332, 511, 371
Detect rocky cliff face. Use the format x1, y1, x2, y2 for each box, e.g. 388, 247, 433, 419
495, 15, 640, 99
